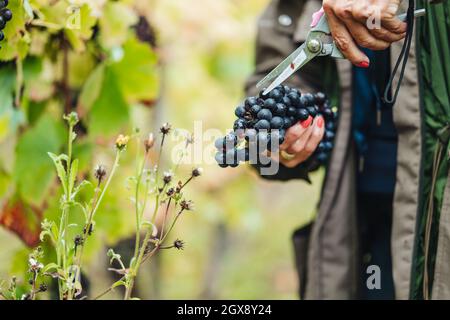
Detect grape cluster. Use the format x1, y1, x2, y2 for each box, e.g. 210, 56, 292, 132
0, 0, 12, 45
214, 85, 338, 169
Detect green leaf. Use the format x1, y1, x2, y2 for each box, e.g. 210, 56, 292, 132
111, 280, 126, 289
64, 3, 97, 52
79, 64, 105, 112
14, 115, 65, 205
110, 36, 159, 103
69, 158, 78, 196
42, 263, 59, 273
88, 68, 129, 136
0, 65, 23, 142
48, 152, 68, 197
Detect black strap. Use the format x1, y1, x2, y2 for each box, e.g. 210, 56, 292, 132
383, 0, 416, 105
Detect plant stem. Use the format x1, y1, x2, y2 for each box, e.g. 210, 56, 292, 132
15, 58, 23, 108
66, 150, 122, 300
134, 154, 148, 259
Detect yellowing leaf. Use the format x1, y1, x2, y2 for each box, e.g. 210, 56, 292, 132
98, 2, 138, 48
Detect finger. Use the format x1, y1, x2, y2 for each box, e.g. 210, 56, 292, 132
351, 1, 407, 35
322, 6, 369, 66
368, 27, 406, 43
286, 123, 314, 155
302, 116, 325, 156
281, 117, 326, 168
334, 0, 390, 49
280, 116, 313, 150
381, 17, 407, 34
338, 14, 390, 50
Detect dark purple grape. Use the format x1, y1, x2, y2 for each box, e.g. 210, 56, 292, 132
282, 96, 291, 107
2, 9, 12, 21
283, 116, 294, 128
0, 16, 5, 29
274, 103, 287, 116
287, 92, 300, 107
297, 108, 309, 121
235, 106, 245, 118
270, 117, 284, 129
263, 98, 276, 111
269, 89, 283, 102
255, 119, 270, 130
287, 106, 297, 117
233, 119, 246, 131
306, 106, 317, 117
245, 97, 258, 108
304, 93, 315, 106
257, 109, 272, 121
325, 121, 335, 131
314, 92, 327, 105
316, 152, 329, 163
250, 104, 262, 115
325, 130, 335, 141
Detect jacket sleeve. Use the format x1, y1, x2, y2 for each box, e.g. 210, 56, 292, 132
245, 0, 335, 182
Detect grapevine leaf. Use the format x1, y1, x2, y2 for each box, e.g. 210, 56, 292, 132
88, 68, 129, 136
110, 36, 159, 103
98, 2, 138, 48
14, 115, 65, 205
78, 63, 105, 112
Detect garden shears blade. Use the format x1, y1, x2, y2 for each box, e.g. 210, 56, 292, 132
257, 7, 427, 96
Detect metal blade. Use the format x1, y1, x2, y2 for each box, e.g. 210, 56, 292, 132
262, 46, 317, 96
256, 43, 306, 91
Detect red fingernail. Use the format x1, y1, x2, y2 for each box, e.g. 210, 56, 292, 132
357, 61, 370, 68
317, 116, 324, 128
300, 116, 313, 128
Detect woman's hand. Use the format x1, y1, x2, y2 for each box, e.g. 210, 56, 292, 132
279, 116, 325, 168
322, 0, 407, 67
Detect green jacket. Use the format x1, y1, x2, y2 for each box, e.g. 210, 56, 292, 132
246, 0, 450, 299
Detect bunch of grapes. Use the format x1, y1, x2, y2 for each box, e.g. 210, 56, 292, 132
214, 85, 338, 169
0, 0, 12, 45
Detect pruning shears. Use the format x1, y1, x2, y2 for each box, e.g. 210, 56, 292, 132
256, 7, 426, 96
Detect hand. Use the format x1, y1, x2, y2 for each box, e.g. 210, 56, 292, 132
322, 0, 407, 66
279, 116, 325, 168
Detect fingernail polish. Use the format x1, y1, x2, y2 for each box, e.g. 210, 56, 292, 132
317, 116, 324, 128
300, 116, 313, 128
357, 61, 370, 68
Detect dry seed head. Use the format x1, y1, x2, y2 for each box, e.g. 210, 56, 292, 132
94, 165, 107, 183
160, 123, 172, 135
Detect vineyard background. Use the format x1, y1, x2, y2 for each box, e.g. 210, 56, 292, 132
0, 0, 322, 299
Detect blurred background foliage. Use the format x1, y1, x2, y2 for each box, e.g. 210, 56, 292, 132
0, 0, 322, 299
